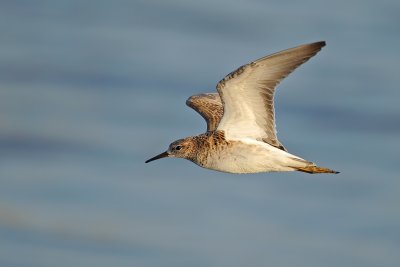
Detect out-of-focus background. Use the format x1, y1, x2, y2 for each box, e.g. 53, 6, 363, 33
1, 0, 399, 266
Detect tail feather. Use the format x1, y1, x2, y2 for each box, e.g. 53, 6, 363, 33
295, 165, 339, 174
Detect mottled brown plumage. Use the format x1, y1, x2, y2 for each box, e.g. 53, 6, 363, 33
146, 41, 339, 174
186, 93, 223, 132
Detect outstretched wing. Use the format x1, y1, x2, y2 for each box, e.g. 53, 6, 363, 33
186, 93, 223, 132
216, 41, 326, 149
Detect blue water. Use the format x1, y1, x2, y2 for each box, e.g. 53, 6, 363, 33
1, 1, 399, 266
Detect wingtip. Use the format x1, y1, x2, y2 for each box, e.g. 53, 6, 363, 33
186, 94, 204, 106
303, 41, 326, 54
185, 96, 194, 107
186, 94, 202, 107
314, 41, 326, 48
295, 41, 326, 49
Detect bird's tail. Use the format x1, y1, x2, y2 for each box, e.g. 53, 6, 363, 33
295, 165, 339, 174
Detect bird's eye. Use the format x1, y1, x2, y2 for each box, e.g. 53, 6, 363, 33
175, 145, 182, 151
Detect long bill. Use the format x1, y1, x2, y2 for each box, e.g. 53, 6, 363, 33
145, 151, 169, 163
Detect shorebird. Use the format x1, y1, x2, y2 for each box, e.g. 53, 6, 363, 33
146, 41, 338, 174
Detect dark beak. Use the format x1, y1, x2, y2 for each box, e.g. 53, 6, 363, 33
145, 151, 169, 163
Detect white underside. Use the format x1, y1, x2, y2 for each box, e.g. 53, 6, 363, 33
200, 138, 312, 174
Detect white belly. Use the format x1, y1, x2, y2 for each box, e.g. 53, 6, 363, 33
198, 139, 310, 174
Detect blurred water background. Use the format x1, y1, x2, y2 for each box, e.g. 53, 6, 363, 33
0, 0, 399, 266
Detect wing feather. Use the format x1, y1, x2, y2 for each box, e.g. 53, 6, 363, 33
216, 41, 326, 149
186, 93, 223, 132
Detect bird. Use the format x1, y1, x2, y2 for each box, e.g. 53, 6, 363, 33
145, 41, 338, 174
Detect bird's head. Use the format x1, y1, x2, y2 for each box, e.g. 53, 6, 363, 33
145, 137, 196, 163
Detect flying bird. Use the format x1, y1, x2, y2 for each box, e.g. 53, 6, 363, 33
146, 41, 338, 174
